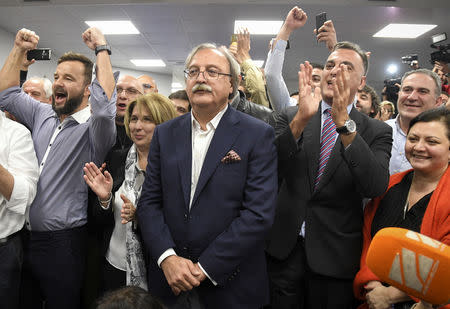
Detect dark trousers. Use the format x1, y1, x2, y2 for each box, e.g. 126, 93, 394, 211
100, 257, 126, 296
266, 237, 356, 309
20, 225, 88, 309
0, 232, 23, 309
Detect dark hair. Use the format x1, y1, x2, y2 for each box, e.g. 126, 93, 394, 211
290, 91, 299, 97
332, 41, 369, 75
58, 52, 93, 86
359, 84, 380, 117
168, 89, 189, 102
310, 63, 324, 70
408, 108, 450, 140
96, 286, 165, 309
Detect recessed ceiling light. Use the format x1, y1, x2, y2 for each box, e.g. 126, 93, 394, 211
130, 59, 166, 67
234, 20, 283, 35
85, 21, 139, 35
373, 23, 437, 38
172, 82, 183, 88
252, 60, 265, 68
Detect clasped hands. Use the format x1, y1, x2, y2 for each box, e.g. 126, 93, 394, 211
161, 255, 207, 296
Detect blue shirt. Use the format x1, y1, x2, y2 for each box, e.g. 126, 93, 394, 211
385, 116, 411, 175
0, 74, 117, 231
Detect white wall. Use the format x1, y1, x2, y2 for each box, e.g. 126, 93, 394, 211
0, 27, 172, 96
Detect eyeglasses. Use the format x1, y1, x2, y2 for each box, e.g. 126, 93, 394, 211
117, 87, 142, 96
184, 68, 232, 80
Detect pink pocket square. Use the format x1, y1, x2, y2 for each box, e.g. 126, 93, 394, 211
221, 150, 241, 164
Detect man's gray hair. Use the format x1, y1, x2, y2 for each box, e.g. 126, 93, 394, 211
185, 43, 240, 99
401, 69, 442, 98
28, 76, 53, 98
332, 41, 369, 75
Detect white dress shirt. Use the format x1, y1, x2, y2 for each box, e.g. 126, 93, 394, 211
0, 111, 39, 238
385, 116, 412, 175
157, 105, 228, 285
264, 39, 298, 112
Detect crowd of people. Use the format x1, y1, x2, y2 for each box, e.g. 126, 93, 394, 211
0, 5, 449, 309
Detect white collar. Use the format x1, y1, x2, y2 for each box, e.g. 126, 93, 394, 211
64, 105, 91, 124
191, 104, 228, 131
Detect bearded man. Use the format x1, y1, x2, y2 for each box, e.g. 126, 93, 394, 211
0, 27, 116, 309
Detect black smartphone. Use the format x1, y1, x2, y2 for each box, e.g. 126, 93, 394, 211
27, 48, 51, 61
316, 12, 327, 34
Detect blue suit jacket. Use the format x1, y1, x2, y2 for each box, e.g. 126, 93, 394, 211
137, 106, 278, 308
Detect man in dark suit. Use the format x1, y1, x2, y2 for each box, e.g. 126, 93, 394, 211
265, 41, 393, 309
137, 43, 278, 308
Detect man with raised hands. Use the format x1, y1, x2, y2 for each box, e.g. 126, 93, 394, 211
0, 27, 116, 309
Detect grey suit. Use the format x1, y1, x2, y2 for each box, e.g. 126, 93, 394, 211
266, 104, 393, 308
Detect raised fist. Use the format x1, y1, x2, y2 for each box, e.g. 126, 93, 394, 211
82, 27, 107, 51
15, 28, 39, 52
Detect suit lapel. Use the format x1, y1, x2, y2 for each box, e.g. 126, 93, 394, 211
191, 107, 240, 208
175, 114, 193, 209
303, 107, 321, 195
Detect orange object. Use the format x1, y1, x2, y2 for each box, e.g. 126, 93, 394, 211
367, 227, 450, 305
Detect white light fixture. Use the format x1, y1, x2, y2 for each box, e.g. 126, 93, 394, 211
252, 60, 264, 68
234, 20, 283, 35
373, 23, 437, 39
130, 59, 166, 67
85, 21, 139, 35
172, 82, 183, 88
386, 64, 398, 74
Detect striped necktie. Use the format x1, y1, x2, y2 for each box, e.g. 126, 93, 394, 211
314, 109, 337, 189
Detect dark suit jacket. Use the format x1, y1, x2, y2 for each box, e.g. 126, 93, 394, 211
265, 105, 392, 279
137, 106, 278, 308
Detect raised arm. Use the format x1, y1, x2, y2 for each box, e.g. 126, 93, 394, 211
265, 7, 307, 112
82, 27, 115, 100
0, 29, 39, 92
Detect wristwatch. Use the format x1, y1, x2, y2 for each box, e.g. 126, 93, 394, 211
336, 119, 356, 135
95, 44, 111, 56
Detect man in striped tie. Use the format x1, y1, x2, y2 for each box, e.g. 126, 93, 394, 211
265, 38, 393, 308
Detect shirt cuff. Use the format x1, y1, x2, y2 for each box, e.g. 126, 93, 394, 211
274, 39, 288, 52
198, 262, 217, 286
6, 174, 34, 215
157, 248, 177, 267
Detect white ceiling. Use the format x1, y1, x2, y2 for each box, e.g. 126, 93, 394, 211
0, 0, 448, 92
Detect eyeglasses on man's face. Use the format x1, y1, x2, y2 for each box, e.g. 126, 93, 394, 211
184, 68, 232, 80
116, 87, 142, 96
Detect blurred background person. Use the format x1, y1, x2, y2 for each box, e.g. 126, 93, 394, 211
356, 85, 380, 118
375, 101, 396, 121
168, 89, 190, 116
138, 75, 158, 94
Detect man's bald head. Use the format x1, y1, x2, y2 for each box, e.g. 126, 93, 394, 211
137, 75, 158, 93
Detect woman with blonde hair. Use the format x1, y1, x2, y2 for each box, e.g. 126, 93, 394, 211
84, 93, 177, 295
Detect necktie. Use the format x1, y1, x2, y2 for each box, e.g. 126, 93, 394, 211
314, 109, 337, 189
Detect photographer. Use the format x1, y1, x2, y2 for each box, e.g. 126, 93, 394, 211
433, 60, 449, 95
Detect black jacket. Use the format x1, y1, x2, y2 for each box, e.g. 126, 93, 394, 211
230, 90, 275, 128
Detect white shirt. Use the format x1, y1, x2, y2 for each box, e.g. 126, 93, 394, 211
0, 111, 39, 238
385, 116, 412, 175
264, 39, 297, 112
157, 105, 228, 285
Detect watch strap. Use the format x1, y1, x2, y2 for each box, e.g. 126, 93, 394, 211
95, 44, 111, 56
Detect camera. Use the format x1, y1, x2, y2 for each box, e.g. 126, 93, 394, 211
430, 32, 449, 64
401, 54, 418, 64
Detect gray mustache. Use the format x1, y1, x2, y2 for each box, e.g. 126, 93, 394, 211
192, 84, 212, 93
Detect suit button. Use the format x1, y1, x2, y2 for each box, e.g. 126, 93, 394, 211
183, 246, 188, 251
184, 214, 188, 220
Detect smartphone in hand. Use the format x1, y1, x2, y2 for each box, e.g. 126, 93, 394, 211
316, 12, 327, 34
27, 48, 51, 61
